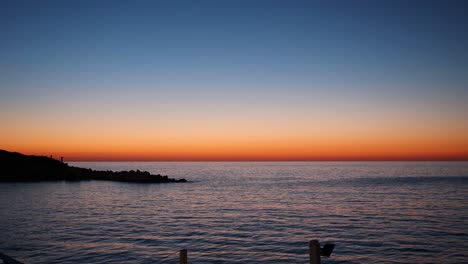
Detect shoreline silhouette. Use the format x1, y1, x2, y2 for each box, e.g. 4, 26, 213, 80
0, 150, 187, 183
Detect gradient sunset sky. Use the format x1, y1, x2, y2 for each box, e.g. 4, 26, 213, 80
1, 0, 467, 161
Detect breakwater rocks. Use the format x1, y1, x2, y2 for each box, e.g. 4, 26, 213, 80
0, 150, 187, 183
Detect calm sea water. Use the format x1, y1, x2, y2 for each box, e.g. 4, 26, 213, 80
1, 162, 468, 263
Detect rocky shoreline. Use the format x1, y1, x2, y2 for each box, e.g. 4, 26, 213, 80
0, 150, 187, 183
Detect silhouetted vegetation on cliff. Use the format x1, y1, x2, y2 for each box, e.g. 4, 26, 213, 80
0, 150, 187, 183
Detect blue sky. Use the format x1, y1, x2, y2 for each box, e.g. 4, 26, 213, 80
2, 1, 467, 91
1, 0, 467, 160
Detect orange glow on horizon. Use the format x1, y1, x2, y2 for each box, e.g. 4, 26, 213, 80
2, 135, 467, 161
1, 103, 467, 161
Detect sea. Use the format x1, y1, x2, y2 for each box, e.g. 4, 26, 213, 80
1, 162, 467, 263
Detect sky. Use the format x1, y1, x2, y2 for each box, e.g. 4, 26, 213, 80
1, 0, 467, 161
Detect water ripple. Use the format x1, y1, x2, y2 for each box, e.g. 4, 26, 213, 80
1, 162, 467, 263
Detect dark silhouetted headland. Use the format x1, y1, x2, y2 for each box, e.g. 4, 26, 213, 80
0, 150, 187, 183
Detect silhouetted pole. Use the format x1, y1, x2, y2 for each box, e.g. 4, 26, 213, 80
179, 249, 187, 264
309, 240, 321, 264
61, 157, 64, 162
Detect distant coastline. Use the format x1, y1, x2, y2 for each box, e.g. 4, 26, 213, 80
0, 150, 187, 183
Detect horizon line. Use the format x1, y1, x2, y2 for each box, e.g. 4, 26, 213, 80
68, 159, 468, 162
4, 149, 467, 162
